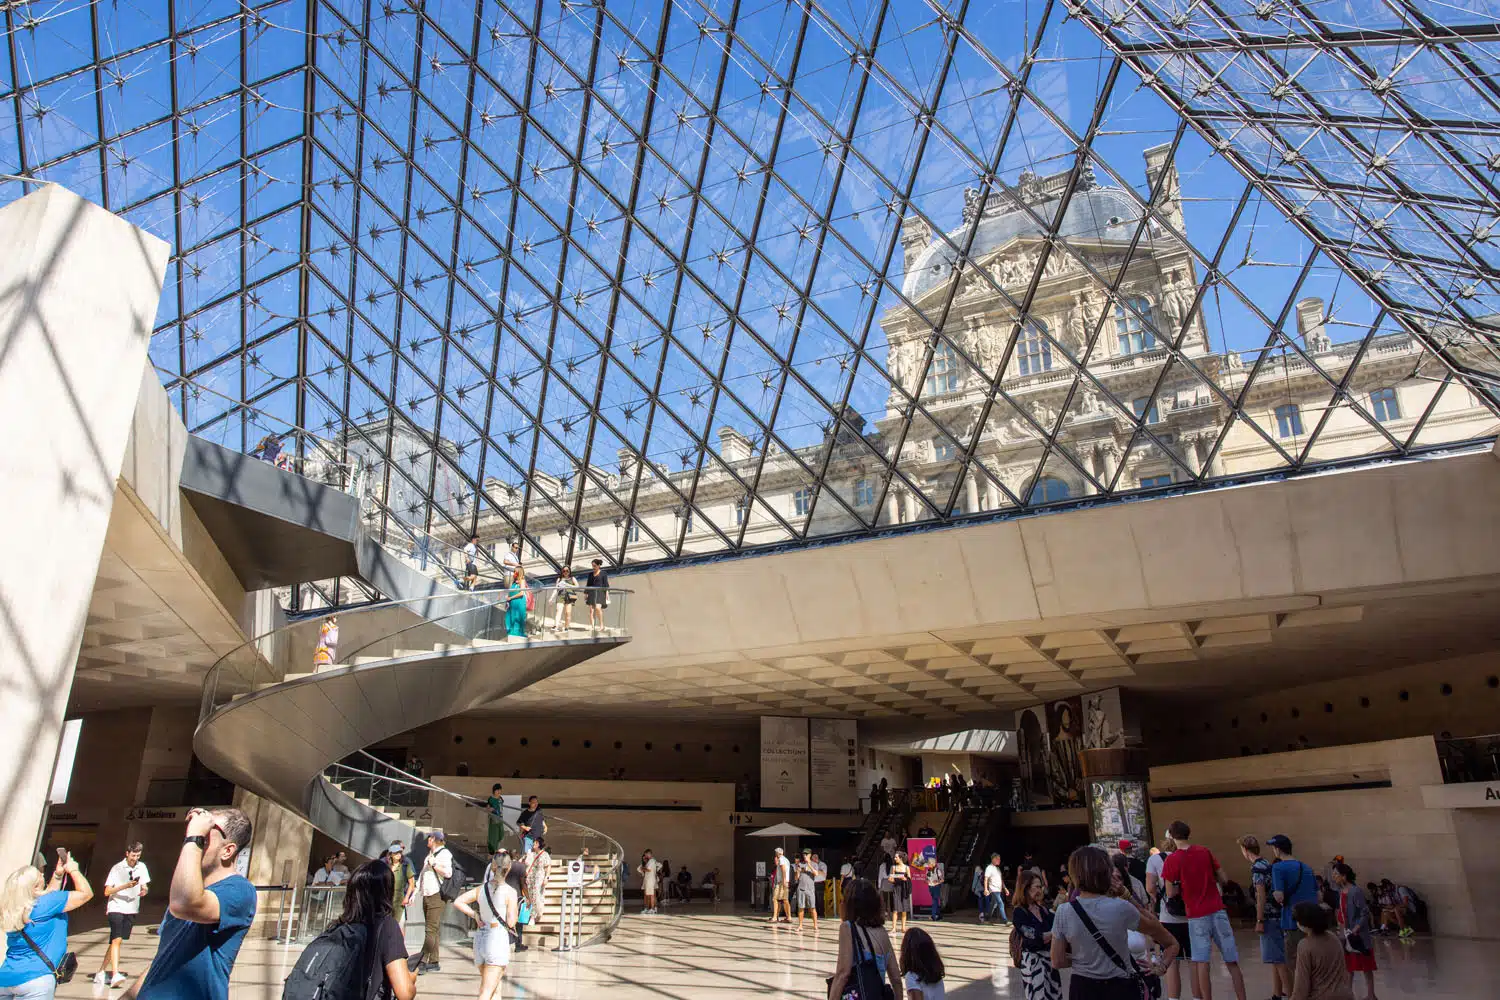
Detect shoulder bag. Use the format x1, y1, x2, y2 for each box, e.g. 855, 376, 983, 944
484, 880, 520, 946
826, 922, 894, 1000
20, 927, 78, 984
1067, 900, 1161, 1000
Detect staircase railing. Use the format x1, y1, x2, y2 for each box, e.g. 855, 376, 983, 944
324, 751, 627, 948
200, 585, 632, 721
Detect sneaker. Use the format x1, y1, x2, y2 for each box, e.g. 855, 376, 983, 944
93, 973, 108, 988
1400, 926, 1415, 938
110, 974, 128, 987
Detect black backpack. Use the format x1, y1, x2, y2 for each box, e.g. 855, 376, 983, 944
439, 855, 467, 901
282, 922, 379, 1000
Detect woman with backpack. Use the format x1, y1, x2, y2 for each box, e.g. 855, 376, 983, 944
452, 852, 519, 1000
0, 854, 93, 1000
826, 878, 903, 1000
285, 861, 412, 1000
1010, 870, 1060, 1000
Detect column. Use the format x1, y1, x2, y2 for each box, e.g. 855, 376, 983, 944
885, 489, 900, 526
1097, 441, 1121, 488
1182, 433, 1203, 478
235, 788, 314, 937
964, 469, 980, 513
0, 185, 169, 864
1080, 446, 1099, 497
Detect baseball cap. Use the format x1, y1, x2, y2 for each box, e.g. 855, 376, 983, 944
1117, 839, 1133, 851
1266, 834, 1293, 851
388, 841, 405, 853
774, 846, 784, 855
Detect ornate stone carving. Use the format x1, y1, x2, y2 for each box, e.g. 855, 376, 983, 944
965, 315, 1002, 377
961, 187, 986, 225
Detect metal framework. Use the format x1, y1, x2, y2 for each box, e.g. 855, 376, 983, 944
2, 0, 1496, 576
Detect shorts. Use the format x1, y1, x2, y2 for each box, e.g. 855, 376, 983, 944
1344, 951, 1377, 973
1259, 924, 1286, 964
1164, 920, 1193, 962
108, 912, 136, 941
465, 562, 478, 576
772, 883, 789, 902
795, 885, 816, 910
1187, 910, 1238, 964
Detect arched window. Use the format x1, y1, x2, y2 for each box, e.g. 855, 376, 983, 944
1115, 296, 1156, 355
925, 343, 960, 396
1017, 320, 1053, 376
1029, 476, 1071, 503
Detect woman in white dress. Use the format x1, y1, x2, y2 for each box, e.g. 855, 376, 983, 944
453, 851, 519, 1000
638, 849, 659, 915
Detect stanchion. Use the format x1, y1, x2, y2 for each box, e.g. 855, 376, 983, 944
555, 859, 586, 952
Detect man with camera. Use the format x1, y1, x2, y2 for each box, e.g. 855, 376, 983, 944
95, 842, 150, 988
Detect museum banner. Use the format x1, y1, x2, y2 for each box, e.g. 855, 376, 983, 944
809, 719, 858, 810
760, 716, 810, 809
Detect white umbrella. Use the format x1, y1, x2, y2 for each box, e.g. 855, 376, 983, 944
747, 822, 817, 854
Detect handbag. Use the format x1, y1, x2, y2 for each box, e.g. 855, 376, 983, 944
826, 922, 894, 1000
1338, 892, 1370, 955
20, 927, 78, 984
1007, 924, 1023, 967
1068, 900, 1161, 1000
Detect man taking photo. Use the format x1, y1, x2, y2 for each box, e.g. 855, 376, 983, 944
125, 807, 256, 1000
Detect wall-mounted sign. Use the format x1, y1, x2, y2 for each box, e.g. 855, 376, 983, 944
760, 717, 810, 809
810, 719, 859, 811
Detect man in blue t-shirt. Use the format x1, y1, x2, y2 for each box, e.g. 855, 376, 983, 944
1267, 834, 1317, 991
125, 807, 257, 1000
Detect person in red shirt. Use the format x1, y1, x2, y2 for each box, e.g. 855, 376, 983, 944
1161, 821, 1247, 1000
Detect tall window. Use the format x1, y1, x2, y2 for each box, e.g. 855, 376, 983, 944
1133, 396, 1160, 425
933, 438, 956, 461
734, 497, 749, 525
925, 343, 960, 396
793, 487, 812, 516
854, 478, 876, 506
1275, 403, 1303, 438
1371, 387, 1400, 422
1140, 474, 1172, 488
626, 519, 641, 543
1115, 296, 1156, 355
677, 508, 693, 535
1017, 320, 1052, 376
1029, 477, 1070, 503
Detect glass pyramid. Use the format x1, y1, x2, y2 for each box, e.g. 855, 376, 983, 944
3, 0, 1495, 580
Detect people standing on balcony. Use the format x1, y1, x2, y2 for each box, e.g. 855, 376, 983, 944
505, 569, 529, 639
462, 535, 480, 591
1, 851, 93, 1000
251, 432, 283, 464
410, 830, 452, 974
95, 841, 149, 988
553, 567, 579, 632
126, 807, 256, 1000
485, 784, 505, 854
500, 541, 521, 581
452, 852, 517, 1000
638, 850, 660, 916
584, 559, 610, 631
312, 616, 339, 670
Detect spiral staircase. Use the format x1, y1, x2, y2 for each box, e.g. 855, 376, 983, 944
188, 452, 632, 949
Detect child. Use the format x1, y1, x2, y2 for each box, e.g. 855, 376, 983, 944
899, 926, 946, 1000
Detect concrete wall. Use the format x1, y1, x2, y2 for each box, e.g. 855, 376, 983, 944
0, 185, 169, 863
435, 775, 738, 897
1146, 650, 1500, 765
1148, 737, 1483, 938
401, 717, 762, 785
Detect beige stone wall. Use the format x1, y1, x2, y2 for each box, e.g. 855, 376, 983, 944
435, 775, 738, 898
1146, 650, 1500, 765
1148, 737, 1482, 938
401, 717, 761, 784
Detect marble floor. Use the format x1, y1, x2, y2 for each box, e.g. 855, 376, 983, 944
57, 905, 1492, 999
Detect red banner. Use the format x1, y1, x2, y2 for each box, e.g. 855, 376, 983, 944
907, 837, 938, 907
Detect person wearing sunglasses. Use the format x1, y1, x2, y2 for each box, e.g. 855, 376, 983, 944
123, 807, 255, 1000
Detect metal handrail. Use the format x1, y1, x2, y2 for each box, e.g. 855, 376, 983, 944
198, 585, 632, 723
323, 752, 627, 947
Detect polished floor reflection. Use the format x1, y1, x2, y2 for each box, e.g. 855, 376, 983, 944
58, 905, 1492, 999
